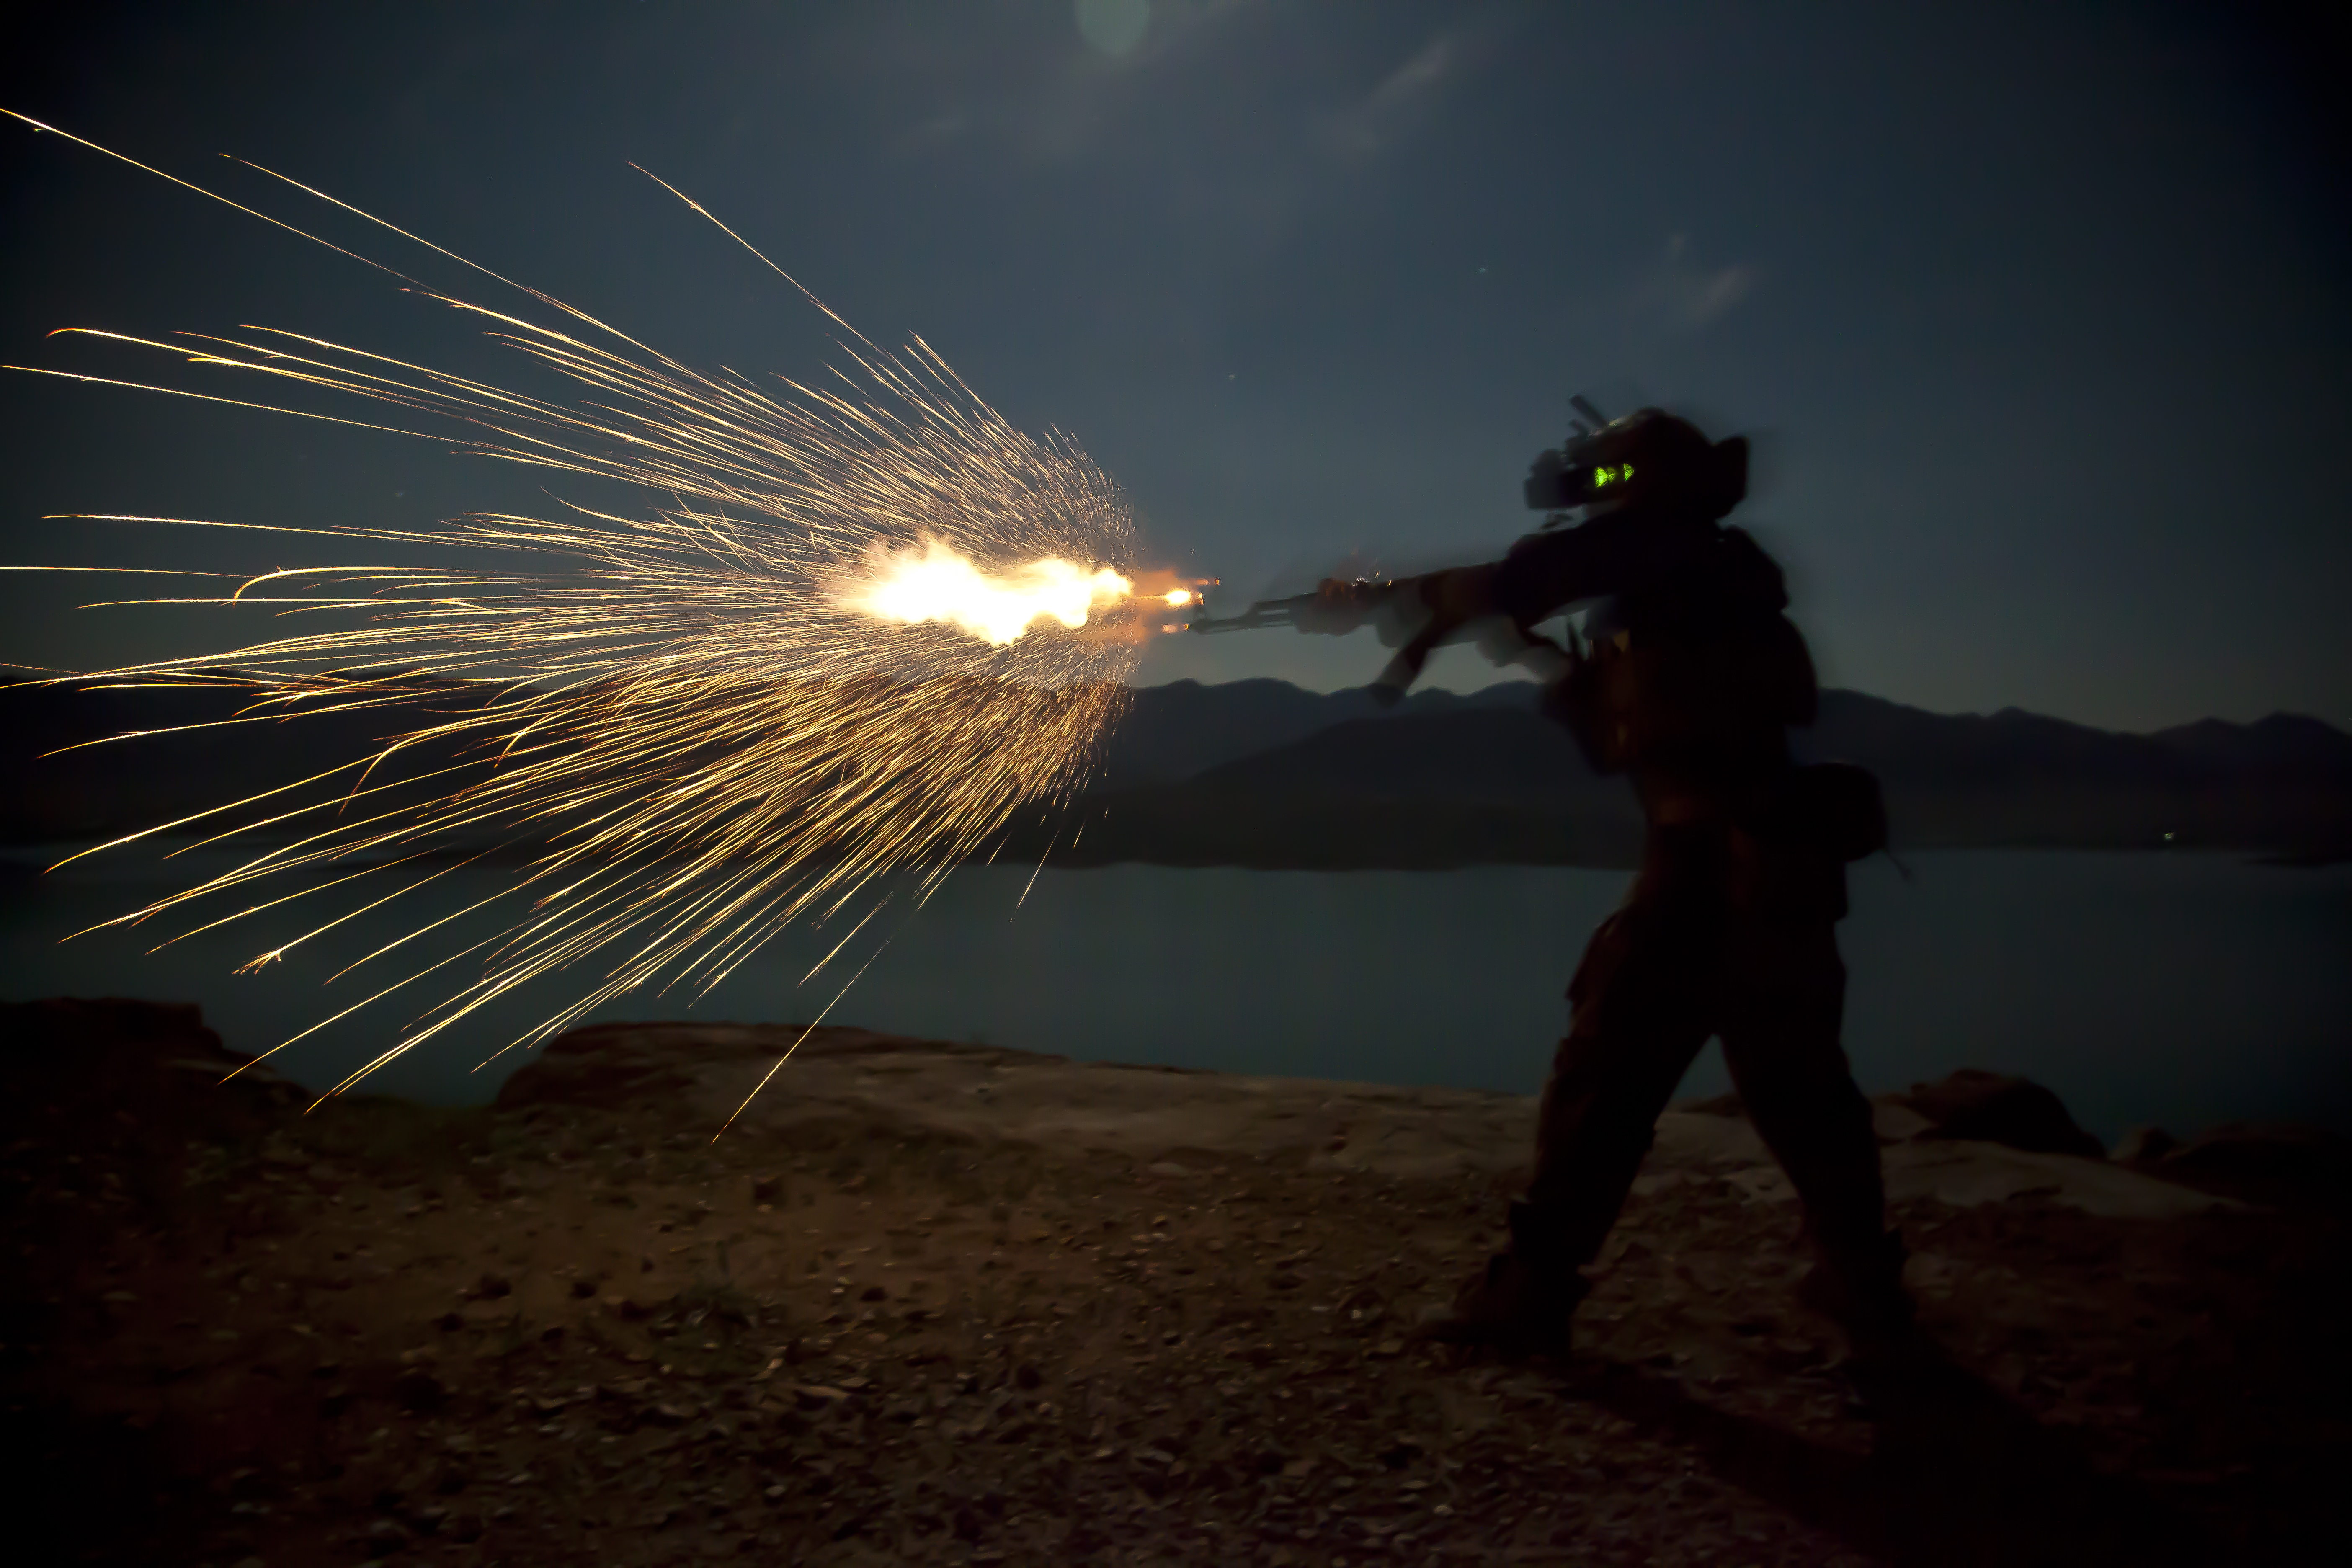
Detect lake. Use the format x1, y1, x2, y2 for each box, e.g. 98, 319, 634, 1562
3, 846, 2346, 1144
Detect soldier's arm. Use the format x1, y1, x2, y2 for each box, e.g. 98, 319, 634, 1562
1490, 513, 1653, 627
1360, 522, 1623, 698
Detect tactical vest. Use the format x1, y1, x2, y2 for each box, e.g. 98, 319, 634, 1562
1548, 526, 1817, 777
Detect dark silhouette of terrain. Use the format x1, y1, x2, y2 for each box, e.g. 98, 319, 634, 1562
6, 997, 2347, 1565
7, 676, 2347, 867
1068, 681, 2352, 868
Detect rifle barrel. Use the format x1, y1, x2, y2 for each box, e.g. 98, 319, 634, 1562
1188, 595, 1313, 634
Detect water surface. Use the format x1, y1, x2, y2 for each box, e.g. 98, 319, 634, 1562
3, 847, 2344, 1143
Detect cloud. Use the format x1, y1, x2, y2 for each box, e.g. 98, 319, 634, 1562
1637, 234, 1756, 330
1075, 0, 1151, 59
1318, 34, 1454, 158
1369, 34, 1452, 111
884, 0, 1258, 163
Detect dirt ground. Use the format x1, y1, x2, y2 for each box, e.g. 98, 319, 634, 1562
4, 999, 2346, 1566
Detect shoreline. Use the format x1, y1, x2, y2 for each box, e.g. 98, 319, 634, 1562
6, 998, 2346, 1564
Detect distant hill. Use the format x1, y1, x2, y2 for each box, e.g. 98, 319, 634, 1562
5, 675, 2347, 868
1047, 680, 2352, 869
1088, 677, 1541, 788
1803, 690, 2352, 861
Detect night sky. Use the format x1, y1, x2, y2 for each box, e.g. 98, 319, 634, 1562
3, 1, 2345, 732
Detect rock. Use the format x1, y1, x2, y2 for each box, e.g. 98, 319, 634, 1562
1652, 1104, 2230, 1218
395, 1368, 447, 1413
1870, 1097, 1938, 1144
1897, 1069, 2106, 1158
789, 1384, 851, 1411
1674, 1088, 2025, 1150
2156, 1122, 2352, 1207
1879, 1141, 2230, 1219
1, 998, 293, 1145
2111, 1125, 2177, 1164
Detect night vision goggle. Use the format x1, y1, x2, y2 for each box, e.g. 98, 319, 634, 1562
1522, 452, 1638, 509
1521, 397, 1748, 520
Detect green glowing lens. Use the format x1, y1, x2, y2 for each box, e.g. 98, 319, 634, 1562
1593, 466, 1613, 488
1622, 462, 1635, 482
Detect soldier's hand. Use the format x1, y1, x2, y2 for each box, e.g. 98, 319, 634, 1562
1367, 565, 1506, 701
1294, 577, 1378, 636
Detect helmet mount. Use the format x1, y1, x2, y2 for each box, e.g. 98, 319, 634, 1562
1523, 402, 1749, 523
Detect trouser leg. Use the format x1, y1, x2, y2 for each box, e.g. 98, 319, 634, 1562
1516, 905, 1717, 1279
1717, 921, 1910, 1336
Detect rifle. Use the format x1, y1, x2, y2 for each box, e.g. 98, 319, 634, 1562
1184, 398, 1746, 699
1189, 565, 1572, 701
1186, 576, 1427, 640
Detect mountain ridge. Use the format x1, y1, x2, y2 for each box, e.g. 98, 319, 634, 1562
5, 675, 2345, 867
1049, 679, 2352, 869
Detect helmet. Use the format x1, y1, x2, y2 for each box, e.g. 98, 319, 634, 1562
1523, 406, 1749, 522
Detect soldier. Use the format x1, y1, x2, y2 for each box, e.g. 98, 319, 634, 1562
1300, 407, 1916, 1370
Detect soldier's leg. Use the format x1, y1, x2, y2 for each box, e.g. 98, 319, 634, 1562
1517, 906, 1719, 1271
1421, 894, 1718, 1351
1717, 919, 1913, 1344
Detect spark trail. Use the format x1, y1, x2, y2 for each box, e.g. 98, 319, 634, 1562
7, 113, 1186, 1103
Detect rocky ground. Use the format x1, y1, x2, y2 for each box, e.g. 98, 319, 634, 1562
4, 998, 2347, 1567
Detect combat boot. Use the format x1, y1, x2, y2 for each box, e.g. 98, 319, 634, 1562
1798, 1231, 1940, 1411
1798, 1230, 1914, 1336
1413, 1202, 1590, 1357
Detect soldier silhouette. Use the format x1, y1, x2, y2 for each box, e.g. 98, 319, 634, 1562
1287, 405, 1916, 1367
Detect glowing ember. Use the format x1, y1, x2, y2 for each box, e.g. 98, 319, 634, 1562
3, 109, 1199, 1118
836, 540, 1132, 646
